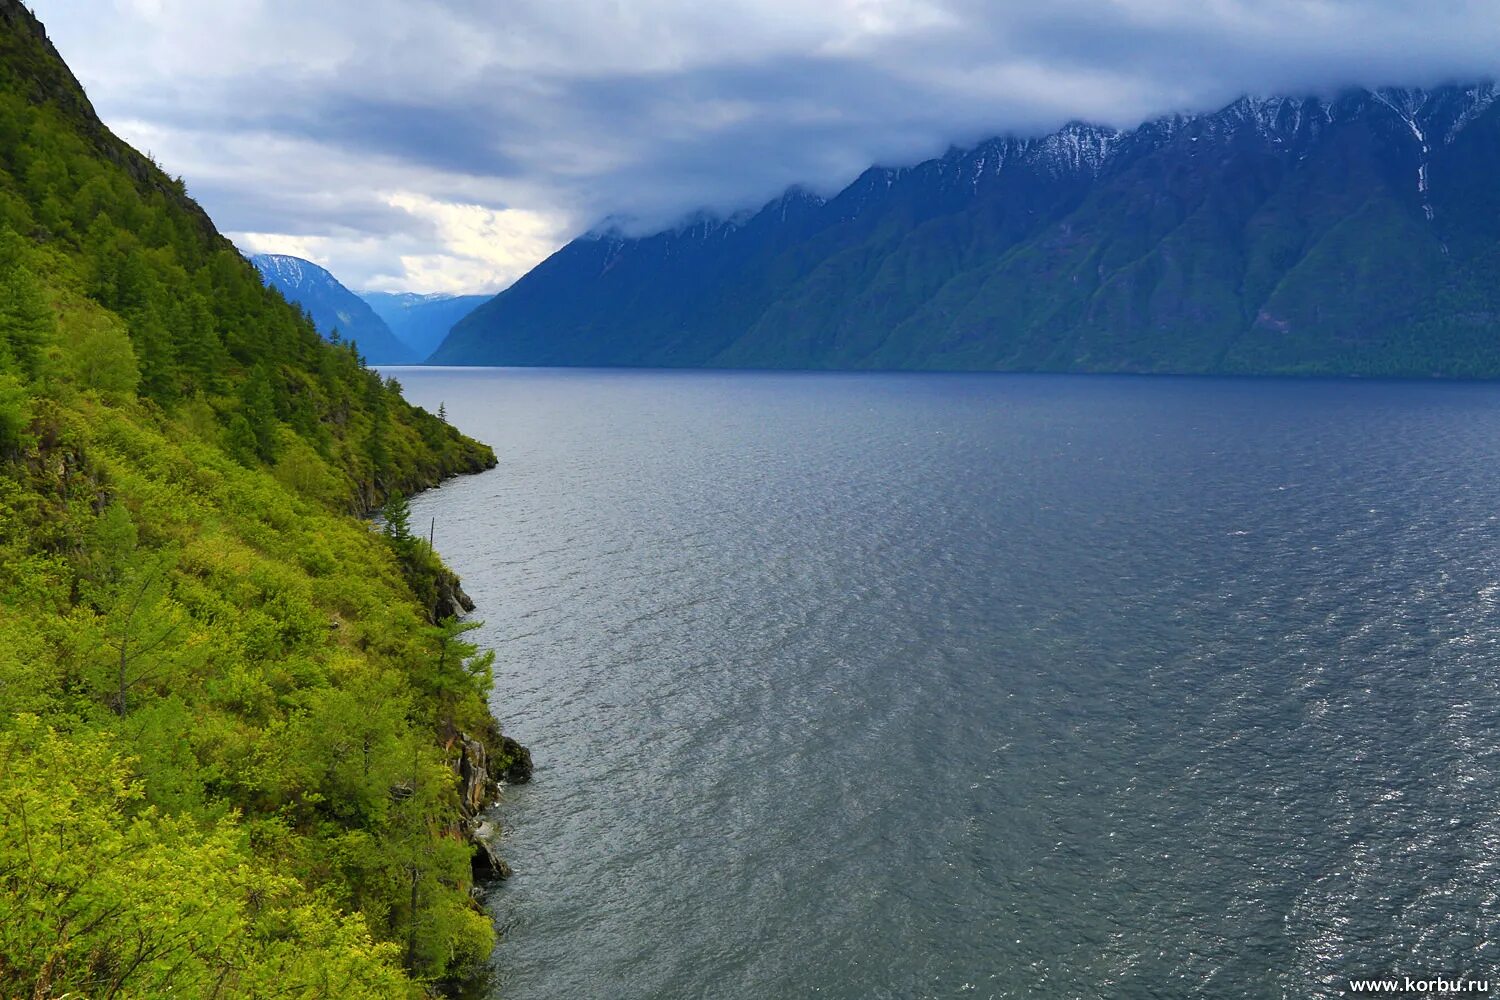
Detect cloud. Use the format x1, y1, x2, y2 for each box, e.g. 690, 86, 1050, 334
33, 0, 1500, 293
373, 194, 565, 294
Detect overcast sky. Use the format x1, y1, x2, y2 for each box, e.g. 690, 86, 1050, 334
34, 0, 1500, 294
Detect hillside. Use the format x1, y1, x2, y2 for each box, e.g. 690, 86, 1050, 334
363, 292, 490, 363
433, 84, 1500, 378
0, 3, 520, 997
252, 253, 417, 365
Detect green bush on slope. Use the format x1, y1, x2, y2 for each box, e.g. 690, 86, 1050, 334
0, 3, 507, 995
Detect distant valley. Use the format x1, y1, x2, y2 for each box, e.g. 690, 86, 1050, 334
364, 291, 492, 362
250, 254, 490, 364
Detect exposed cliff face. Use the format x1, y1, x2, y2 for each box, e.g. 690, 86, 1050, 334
434, 82, 1500, 378
434, 567, 476, 623
450, 723, 532, 882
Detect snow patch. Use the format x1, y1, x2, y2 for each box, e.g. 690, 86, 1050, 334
1372, 89, 1434, 219
1445, 83, 1498, 143
1028, 123, 1122, 177
251, 253, 316, 289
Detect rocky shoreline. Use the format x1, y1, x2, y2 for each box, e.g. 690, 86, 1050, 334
452, 724, 534, 882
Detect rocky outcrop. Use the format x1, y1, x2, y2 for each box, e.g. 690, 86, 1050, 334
449, 728, 531, 882
495, 734, 533, 785
433, 569, 475, 623
454, 731, 492, 817
469, 820, 512, 880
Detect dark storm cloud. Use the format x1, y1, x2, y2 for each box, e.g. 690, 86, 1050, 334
112, 85, 525, 180
261, 98, 527, 179
34, 0, 1500, 291
186, 177, 442, 240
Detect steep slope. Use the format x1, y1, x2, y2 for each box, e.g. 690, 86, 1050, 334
0, 3, 515, 996
434, 84, 1500, 378
252, 253, 417, 364
363, 291, 491, 361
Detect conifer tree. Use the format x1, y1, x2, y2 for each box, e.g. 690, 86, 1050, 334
382, 492, 413, 546
238, 363, 279, 461
174, 290, 228, 394
0, 233, 53, 378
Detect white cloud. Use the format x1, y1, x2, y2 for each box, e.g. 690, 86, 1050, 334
374, 195, 566, 294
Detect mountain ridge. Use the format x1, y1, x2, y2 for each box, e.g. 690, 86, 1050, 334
251, 252, 417, 364
432, 82, 1500, 377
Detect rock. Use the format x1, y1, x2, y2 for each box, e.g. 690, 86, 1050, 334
450, 732, 514, 880
454, 732, 491, 819
432, 571, 475, 623
470, 820, 512, 881
448, 725, 529, 882
496, 735, 533, 784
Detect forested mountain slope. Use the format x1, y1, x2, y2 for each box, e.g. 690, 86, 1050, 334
433, 84, 1500, 377
0, 3, 518, 996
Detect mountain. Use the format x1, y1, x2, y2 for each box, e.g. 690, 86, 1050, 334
433, 83, 1500, 378
0, 2, 513, 994
363, 290, 491, 361
251, 253, 417, 364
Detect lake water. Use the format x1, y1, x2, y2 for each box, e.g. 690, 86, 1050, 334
388, 368, 1500, 999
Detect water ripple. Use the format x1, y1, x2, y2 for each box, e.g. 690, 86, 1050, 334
391, 369, 1500, 1000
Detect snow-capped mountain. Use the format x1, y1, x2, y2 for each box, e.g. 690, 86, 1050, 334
362, 291, 491, 362
433, 82, 1500, 377
249, 254, 416, 365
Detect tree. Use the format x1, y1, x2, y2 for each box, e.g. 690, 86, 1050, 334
63, 308, 139, 396
91, 548, 182, 717
426, 616, 495, 727
107, 249, 180, 402
0, 236, 53, 379
382, 492, 413, 547
174, 291, 228, 394
80, 501, 138, 587
238, 363, 279, 461
223, 412, 260, 466
365, 742, 492, 979
0, 372, 30, 456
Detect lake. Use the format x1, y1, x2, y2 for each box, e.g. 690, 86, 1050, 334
387, 367, 1500, 999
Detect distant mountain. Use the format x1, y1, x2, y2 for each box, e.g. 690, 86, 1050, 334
432, 83, 1500, 378
362, 291, 491, 361
250, 254, 416, 364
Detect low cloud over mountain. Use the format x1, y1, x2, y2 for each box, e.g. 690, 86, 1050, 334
39, 0, 1500, 292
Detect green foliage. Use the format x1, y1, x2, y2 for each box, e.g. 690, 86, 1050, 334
0, 371, 29, 454
87, 545, 186, 718
238, 363, 279, 462
57, 296, 140, 396
0, 718, 418, 999
383, 491, 414, 545
0, 6, 507, 995
0, 230, 53, 374
425, 617, 496, 730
